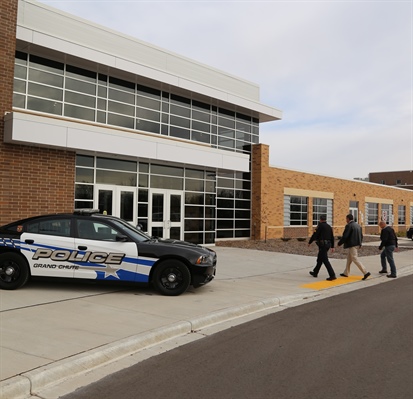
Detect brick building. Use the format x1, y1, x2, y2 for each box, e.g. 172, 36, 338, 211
369, 170, 413, 190
1, 0, 412, 244
252, 145, 413, 239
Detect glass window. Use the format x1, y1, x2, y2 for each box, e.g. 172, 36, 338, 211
64, 104, 95, 121
313, 198, 328, 225
29, 55, 64, 74
137, 96, 160, 110
26, 218, 71, 237
66, 78, 96, 95
76, 168, 94, 183
75, 184, 93, 200
398, 205, 406, 225
136, 108, 160, 122
28, 69, 64, 87
14, 64, 27, 80
65, 91, 96, 108
109, 76, 135, 92
192, 109, 210, 123
185, 179, 204, 192
170, 104, 191, 118
381, 204, 392, 224
96, 170, 137, 186
171, 94, 190, 106
97, 157, 137, 172
27, 82, 63, 101
77, 219, 119, 241
136, 119, 160, 134
366, 203, 378, 225
77, 155, 94, 167
170, 126, 190, 140
27, 97, 62, 115
137, 85, 160, 99
66, 64, 96, 83
107, 113, 134, 129
108, 100, 135, 116
289, 196, 308, 226
151, 175, 183, 190
151, 164, 183, 177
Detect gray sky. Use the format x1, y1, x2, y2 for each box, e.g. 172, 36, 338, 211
38, 0, 412, 180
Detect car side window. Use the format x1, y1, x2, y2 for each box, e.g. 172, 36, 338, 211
26, 219, 71, 237
76, 220, 119, 241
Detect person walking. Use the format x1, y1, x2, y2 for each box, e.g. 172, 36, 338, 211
337, 214, 371, 280
378, 221, 398, 278
308, 215, 337, 281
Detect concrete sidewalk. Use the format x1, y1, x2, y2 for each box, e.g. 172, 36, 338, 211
1, 244, 412, 399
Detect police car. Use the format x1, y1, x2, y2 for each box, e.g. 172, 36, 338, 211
0, 210, 217, 296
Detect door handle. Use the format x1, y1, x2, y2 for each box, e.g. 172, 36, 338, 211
78, 246, 87, 250
25, 239, 34, 244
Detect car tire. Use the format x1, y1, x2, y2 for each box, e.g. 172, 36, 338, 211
0, 253, 30, 290
152, 259, 191, 296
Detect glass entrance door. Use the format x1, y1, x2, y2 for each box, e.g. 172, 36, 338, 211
149, 189, 183, 240
95, 185, 137, 224
349, 201, 359, 223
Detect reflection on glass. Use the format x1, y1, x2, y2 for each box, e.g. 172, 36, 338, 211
99, 190, 113, 215
120, 191, 134, 222
170, 227, 180, 240
170, 195, 181, 222
152, 193, 164, 222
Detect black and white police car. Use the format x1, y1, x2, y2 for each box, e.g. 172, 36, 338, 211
0, 210, 217, 296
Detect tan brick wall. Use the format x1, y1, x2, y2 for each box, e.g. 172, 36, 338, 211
0, 0, 75, 225
252, 144, 413, 240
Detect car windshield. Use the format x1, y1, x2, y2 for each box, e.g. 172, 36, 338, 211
110, 219, 152, 243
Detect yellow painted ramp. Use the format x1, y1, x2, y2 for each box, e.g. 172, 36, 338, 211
301, 275, 363, 290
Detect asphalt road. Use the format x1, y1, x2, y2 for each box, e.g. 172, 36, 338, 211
62, 275, 413, 399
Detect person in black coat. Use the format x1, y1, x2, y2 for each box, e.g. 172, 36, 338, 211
308, 215, 337, 281
378, 221, 398, 278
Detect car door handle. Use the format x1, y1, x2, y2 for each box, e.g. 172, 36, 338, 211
78, 246, 87, 250
25, 239, 34, 244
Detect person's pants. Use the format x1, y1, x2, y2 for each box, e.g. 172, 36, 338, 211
313, 245, 336, 277
381, 245, 396, 276
342, 246, 367, 276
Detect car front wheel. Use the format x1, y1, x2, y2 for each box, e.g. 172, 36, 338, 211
0, 253, 30, 290
152, 259, 191, 296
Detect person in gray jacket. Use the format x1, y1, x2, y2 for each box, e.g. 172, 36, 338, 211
337, 214, 371, 280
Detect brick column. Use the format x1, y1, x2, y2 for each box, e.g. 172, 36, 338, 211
0, 0, 75, 223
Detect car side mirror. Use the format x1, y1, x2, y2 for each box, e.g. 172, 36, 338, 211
116, 234, 129, 242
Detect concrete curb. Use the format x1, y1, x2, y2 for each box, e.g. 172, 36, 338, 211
1, 293, 311, 399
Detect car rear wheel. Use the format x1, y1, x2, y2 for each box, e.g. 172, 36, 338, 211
0, 253, 30, 290
152, 259, 191, 296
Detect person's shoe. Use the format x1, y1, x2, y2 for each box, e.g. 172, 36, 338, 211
387, 274, 397, 278
362, 272, 371, 280
379, 270, 387, 274
326, 276, 337, 281
340, 273, 348, 277
309, 271, 318, 278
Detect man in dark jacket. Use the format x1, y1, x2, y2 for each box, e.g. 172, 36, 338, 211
308, 215, 337, 281
337, 214, 371, 280
378, 221, 398, 278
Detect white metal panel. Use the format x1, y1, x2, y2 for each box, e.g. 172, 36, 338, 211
5, 112, 250, 172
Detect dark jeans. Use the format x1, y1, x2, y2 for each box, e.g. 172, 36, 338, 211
380, 245, 397, 276
313, 244, 336, 278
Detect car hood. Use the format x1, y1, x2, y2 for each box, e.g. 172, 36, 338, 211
157, 238, 214, 252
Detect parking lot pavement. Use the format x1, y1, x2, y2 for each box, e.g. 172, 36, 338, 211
1, 247, 412, 399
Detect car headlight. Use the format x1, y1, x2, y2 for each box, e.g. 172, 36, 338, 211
196, 255, 211, 265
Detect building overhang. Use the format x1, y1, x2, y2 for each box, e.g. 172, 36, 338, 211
4, 111, 250, 172
16, 0, 282, 123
